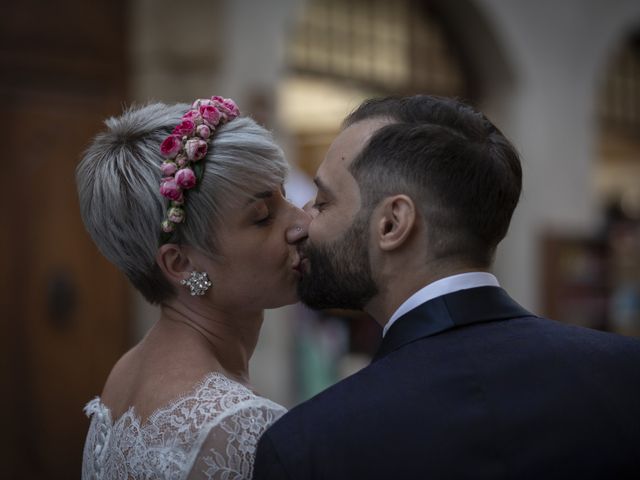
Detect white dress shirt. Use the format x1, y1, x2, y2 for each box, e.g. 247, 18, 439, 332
382, 272, 500, 337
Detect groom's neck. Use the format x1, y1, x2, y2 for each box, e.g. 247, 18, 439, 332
365, 259, 485, 329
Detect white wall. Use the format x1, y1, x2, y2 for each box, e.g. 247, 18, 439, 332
215, 0, 307, 106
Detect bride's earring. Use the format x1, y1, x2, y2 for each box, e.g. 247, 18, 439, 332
181, 271, 213, 296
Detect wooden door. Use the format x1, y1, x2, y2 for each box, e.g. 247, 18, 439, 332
0, 1, 130, 478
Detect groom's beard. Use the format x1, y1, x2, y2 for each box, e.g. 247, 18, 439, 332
297, 212, 378, 310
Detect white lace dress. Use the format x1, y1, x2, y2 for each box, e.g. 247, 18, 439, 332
82, 372, 287, 479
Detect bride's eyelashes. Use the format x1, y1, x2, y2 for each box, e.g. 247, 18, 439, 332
255, 212, 274, 226
250, 189, 290, 226
252, 205, 274, 226
248, 199, 272, 226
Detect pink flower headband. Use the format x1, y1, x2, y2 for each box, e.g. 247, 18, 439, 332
158, 96, 240, 243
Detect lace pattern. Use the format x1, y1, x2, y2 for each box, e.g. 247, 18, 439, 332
82, 372, 286, 480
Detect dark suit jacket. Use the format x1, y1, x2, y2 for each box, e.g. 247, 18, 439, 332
253, 287, 640, 479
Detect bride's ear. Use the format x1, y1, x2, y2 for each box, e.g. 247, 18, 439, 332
156, 244, 193, 286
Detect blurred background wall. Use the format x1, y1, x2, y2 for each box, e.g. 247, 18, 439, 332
1, 0, 639, 477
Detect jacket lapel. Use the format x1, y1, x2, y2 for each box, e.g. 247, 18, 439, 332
373, 287, 533, 362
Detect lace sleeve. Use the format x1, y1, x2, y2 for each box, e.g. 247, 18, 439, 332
186, 399, 287, 480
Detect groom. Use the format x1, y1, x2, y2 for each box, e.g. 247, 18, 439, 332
253, 96, 640, 479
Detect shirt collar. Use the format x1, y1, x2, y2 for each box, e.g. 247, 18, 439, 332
382, 272, 500, 337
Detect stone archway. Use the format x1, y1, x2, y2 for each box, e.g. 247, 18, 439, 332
469, 0, 640, 313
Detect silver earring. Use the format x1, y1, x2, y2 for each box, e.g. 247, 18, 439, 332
181, 271, 212, 296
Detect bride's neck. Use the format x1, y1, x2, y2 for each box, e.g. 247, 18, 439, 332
154, 300, 264, 384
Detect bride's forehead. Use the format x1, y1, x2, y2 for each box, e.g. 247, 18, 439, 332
226, 186, 280, 208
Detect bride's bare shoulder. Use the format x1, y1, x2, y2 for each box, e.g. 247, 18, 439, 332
99, 339, 217, 422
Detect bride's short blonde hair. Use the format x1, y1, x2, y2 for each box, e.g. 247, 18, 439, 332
76, 102, 288, 304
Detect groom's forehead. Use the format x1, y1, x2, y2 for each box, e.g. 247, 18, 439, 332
315, 145, 359, 201
319, 117, 392, 183
315, 160, 351, 196
330, 118, 389, 162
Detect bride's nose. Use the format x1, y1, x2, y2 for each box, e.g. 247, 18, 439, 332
286, 208, 311, 244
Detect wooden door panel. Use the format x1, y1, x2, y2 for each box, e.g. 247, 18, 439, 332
1, 1, 130, 478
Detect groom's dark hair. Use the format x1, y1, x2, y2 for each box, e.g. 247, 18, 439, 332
344, 95, 522, 268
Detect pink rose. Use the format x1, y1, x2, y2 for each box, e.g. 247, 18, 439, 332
192, 98, 214, 109
211, 100, 228, 119
182, 110, 203, 124
161, 220, 175, 233
160, 134, 182, 158
222, 99, 240, 119
167, 206, 185, 223
172, 119, 195, 136
175, 154, 187, 168
199, 105, 221, 127
196, 124, 211, 139
160, 161, 177, 177
159, 178, 182, 201
184, 138, 208, 161
175, 168, 197, 189
211, 97, 239, 120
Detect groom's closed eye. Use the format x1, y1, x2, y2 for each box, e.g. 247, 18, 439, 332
312, 200, 328, 212
312, 177, 334, 212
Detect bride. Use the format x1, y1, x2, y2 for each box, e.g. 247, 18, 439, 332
76, 96, 309, 479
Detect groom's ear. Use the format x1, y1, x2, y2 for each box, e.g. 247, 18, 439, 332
156, 244, 194, 287
375, 195, 416, 251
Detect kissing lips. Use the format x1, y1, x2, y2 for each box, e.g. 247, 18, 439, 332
292, 251, 309, 276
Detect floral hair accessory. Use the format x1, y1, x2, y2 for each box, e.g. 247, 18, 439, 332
159, 96, 239, 243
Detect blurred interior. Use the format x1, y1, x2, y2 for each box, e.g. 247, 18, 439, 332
1, 0, 640, 477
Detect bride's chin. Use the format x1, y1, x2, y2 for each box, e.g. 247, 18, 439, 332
266, 287, 300, 309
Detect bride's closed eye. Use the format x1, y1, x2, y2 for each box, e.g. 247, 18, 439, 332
255, 211, 274, 226
251, 201, 274, 226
